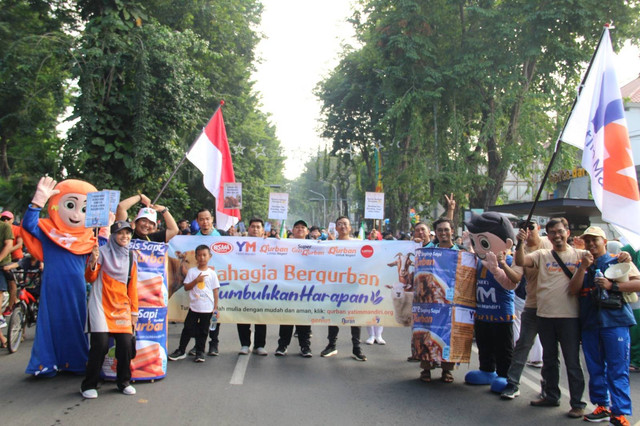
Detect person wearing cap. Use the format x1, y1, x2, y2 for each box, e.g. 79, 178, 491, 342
82, 220, 139, 399
275, 219, 313, 357
568, 226, 640, 425
0, 211, 21, 315
116, 193, 178, 242
515, 217, 587, 418
501, 219, 550, 399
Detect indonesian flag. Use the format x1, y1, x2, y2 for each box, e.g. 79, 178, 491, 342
187, 103, 240, 230
561, 27, 640, 248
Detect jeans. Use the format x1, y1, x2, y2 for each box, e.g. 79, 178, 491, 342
537, 316, 586, 409
582, 327, 632, 416
507, 307, 540, 386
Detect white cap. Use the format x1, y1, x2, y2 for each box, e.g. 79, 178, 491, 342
135, 207, 157, 224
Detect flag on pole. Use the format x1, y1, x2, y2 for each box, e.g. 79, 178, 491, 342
279, 221, 287, 239
560, 27, 640, 247
187, 102, 241, 231
358, 222, 365, 240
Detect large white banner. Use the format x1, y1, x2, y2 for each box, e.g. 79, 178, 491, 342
167, 236, 418, 326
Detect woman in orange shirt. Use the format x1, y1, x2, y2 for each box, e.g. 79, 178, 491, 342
81, 221, 138, 399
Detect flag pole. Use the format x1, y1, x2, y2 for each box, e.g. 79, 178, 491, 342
152, 100, 225, 205
519, 26, 609, 229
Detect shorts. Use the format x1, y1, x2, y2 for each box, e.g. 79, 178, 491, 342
0, 271, 7, 291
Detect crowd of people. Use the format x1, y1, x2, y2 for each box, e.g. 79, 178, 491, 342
1, 179, 639, 426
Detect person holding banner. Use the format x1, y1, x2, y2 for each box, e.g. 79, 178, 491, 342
275, 219, 313, 357
237, 217, 268, 356
116, 193, 179, 243
81, 220, 138, 399
321, 216, 367, 361
567, 226, 640, 425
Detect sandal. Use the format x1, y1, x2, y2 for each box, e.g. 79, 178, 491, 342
441, 369, 454, 383
419, 369, 432, 383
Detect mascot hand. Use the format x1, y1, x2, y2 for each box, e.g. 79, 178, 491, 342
32, 176, 60, 208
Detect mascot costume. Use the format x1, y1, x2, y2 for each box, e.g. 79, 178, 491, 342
22, 177, 97, 376
464, 212, 522, 393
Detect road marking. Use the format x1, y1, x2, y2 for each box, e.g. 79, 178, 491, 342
230, 354, 250, 385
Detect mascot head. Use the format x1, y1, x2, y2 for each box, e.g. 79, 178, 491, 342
464, 212, 515, 260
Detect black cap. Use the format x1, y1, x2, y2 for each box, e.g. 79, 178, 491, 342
293, 219, 308, 228
111, 220, 133, 234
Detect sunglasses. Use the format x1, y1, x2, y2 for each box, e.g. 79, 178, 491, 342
0, 217, 10, 222
520, 223, 535, 230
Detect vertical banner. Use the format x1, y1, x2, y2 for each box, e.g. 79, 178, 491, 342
412, 248, 476, 364
268, 192, 289, 220
223, 182, 242, 209
364, 192, 384, 219
101, 240, 169, 381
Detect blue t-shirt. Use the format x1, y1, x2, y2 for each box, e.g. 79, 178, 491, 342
196, 229, 221, 236
475, 255, 515, 323
579, 254, 636, 330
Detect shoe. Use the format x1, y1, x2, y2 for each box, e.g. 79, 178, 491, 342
375, 337, 386, 345
407, 355, 420, 362
584, 406, 611, 422
207, 344, 219, 356
300, 346, 312, 358
81, 389, 98, 399
527, 360, 543, 368
2, 308, 11, 316
530, 398, 560, 407
168, 349, 186, 361
365, 336, 375, 345
194, 355, 205, 363
567, 407, 584, 418
352, 348, 367, 361
253, 347, 268, 356
320, 344, 337, 357
188, 347, 196, 356
0, 318, 6, 328
121, 385, 136, 395
609, 415, 630, 426
500, 383, 520, 400
238, 346, 250, 355
275, 345, 287, 356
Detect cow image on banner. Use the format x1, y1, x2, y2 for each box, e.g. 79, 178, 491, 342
411, 248, 477, 364
101, 240, 169, 381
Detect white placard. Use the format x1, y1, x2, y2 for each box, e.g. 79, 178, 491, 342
223, 182, 242, 209
268, 192, 289, 220
364, 192, 385, 220
85, 190, 120, 228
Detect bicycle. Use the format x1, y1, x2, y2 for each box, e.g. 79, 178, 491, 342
6, 267, 41, 353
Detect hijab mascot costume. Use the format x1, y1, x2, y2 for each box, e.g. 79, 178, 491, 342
22, 177, 97, 376
463, 212, 522, 393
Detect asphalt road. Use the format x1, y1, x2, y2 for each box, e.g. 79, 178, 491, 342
1, 324, 639, 426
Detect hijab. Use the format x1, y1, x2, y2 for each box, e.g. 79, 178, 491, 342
98, 232, 132, 284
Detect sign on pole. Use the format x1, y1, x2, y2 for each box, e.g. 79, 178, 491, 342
268, 192, 289, 220
86, 190, 120, 228
223, 182, 242, 209
364, 192, 384, 220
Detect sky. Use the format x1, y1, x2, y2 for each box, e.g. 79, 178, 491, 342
252, 2, 640, 180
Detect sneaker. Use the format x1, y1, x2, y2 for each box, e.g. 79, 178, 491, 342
375, 337, 386, 345
365, 335, 375, 345
530, 397, 560, 407
584, 406, 611, 423
168, 349, 186, 361
253, 347, 268, 356
188, 347, 197, 356
500, 383, 520, 400
527, 360, 543, 368
352, 348, 367, 361
609, 415, 630, 426
238, 346, 250, 355
121, 385, 136, 395
194, 355, 205, 363
207, 344, 219, 356
568, 407, 584, 418
2, 308, 11, 316
81, 389, 98, 399
320, 344, 337, 357
300, 346, 312, 358
0, 318, 6, 329
275, 345, 287, 356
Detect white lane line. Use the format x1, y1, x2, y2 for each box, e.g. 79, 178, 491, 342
230, 354, 251, 385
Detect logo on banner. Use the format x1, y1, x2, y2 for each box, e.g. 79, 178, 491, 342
236, 241, 257, 253
211, 241, 233, 254
360, 245, 374, 258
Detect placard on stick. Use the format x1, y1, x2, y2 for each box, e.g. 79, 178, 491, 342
364, 192, 384, 220
223, 182, 242, 209
85, 190, 120, 228
268, 192, 289, 220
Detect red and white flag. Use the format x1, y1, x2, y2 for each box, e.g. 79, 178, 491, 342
187, 103, 240, 230
561, 27, 640, 248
